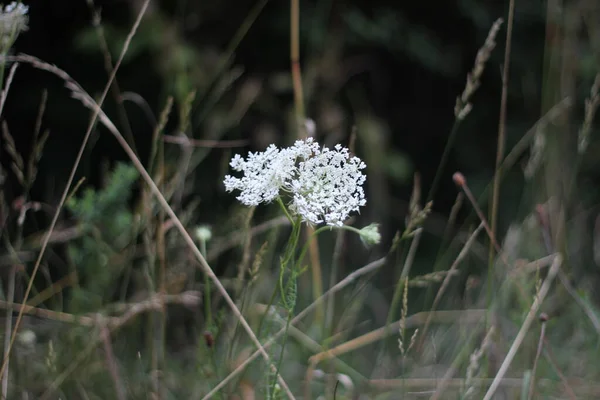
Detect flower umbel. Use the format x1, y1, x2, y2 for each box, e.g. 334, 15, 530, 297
194, 225, 212, 242
0, 2, 28, 53
290, 143, 366, 226
224, 138, 367, 226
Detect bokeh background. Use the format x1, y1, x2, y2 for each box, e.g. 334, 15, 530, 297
4, 0, 553, 225
1, 0, 600, 398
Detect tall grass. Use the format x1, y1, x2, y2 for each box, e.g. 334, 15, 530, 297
0, 1, 599, 399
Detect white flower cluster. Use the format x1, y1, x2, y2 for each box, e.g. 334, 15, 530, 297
4, 2, 27, 14
0, 1, 28, 51
224, 138, 366, 227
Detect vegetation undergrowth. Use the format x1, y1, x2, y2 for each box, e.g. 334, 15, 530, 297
0, 1, 599, 399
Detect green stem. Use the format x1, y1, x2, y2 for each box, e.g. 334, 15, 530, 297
279, 219, 302, 309
271, 311, 293, 397
276, 197, 295, 225
0, 61, 5, 93
200, 239, 212, 327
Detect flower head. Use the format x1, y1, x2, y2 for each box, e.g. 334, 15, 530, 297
194, 225, 212, 242
0, 2, 28, 52
358, 223, 381, 247
224, 138, 367, 227
224, 139, 320, 206
289, 143, 366, 226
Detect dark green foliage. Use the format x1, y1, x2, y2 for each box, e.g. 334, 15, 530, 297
66, 162, 139, 312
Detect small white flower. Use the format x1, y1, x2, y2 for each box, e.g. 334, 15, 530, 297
17, 329, 36, 347
224, 144, 302, 206
194, 225, 212, 242
4, 2, 27, 14
224, 138, 367, 227
358, 223, 381, 246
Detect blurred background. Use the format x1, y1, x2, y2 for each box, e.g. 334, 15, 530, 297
1, 0, 600, 398
3, 0, 553, 229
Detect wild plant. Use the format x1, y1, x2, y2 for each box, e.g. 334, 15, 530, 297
223, 137, 379, 397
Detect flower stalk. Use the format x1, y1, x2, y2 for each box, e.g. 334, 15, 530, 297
224, 138, 379, 398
